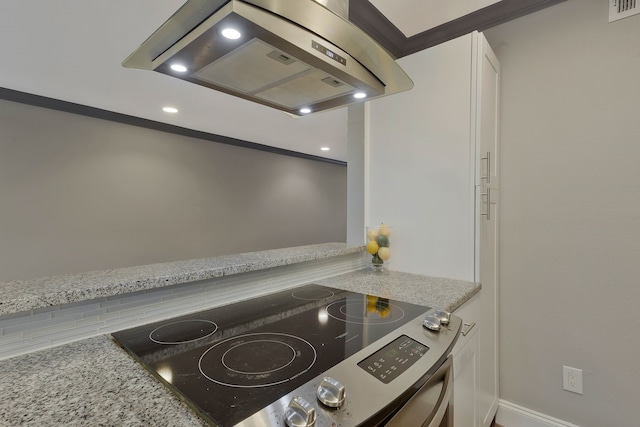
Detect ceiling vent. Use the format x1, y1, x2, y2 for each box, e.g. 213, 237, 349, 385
609, 0, 639, 22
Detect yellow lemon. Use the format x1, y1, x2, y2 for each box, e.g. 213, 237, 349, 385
378, 307, 391, 318
366, 228, 379, 241
379, 224, 391, 237
366, 295, 377, 304
366, 240, 380, 255
367, 302, 378, 313
378, 247, 391, 261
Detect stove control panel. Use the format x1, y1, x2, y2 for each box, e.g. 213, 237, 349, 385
317, 377, 346, 408
285, 396, 317, 427
241, 308, 463, 427
357, 335, 429, 384
423, 308, 452, 331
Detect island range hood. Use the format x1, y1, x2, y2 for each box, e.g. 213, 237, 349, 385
122, 0, 413, 116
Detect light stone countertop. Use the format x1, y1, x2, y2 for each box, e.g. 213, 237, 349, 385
0, 243, 363, 316
319, 269, 479, 312
0, 335, 210, 427
0, 267, 479, 426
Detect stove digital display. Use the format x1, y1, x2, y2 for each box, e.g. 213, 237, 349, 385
358, 335, 429, 384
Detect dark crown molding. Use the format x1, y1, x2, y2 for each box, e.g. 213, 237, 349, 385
350, 0, 567, 58
0, 87, 346, 166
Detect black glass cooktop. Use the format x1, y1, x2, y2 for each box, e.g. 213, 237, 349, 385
111, 284, 431, 427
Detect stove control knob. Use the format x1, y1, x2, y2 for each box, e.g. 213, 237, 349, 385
317, 376, 346, 408
432, 309, 451, 325
285, 396, 316, 427
423, 315, 442, 332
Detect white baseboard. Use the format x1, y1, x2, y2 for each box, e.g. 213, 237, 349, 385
496, 400, 581, 427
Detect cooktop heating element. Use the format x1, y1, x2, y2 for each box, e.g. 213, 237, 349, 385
149, 320, 218, 344
198, 332, 317, 388
111, 284, 455, 426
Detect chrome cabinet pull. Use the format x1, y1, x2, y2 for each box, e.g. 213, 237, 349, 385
481, 188, 491, 221
481, 151, 491, 184
461, 322, 476, 336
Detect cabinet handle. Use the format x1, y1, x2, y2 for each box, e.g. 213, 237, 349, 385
481, 152, 491, 184
461, 322, 476, 336
481, 188, 491, 221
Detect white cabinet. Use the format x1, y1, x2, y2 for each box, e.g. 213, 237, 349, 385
366, 32, 477, 281
475, 31, 501, 427
475, 34, 501, 190
454, 330, 480, 426
452, 294, 481, 427
476, 188, 500, 426
366, 31, 498, 283
452, 273, 498, 427
366, 31, 500, 427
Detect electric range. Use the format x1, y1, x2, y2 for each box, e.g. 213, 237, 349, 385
111, 284, 461, 426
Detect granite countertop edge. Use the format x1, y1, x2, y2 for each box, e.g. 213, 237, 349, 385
0, 242, 364, 316
318, 269, 481, 313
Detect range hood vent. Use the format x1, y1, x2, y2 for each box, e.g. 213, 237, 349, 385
123, 0, 413, 116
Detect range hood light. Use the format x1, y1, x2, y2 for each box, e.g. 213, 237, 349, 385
300, 108, 312, 114
354, 92, 367, 99
321, 147, 330, 151
221, 28, 242, 40
170, 64, 188, 73
163, 106, 179, 113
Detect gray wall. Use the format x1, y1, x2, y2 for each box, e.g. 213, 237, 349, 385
0, 100, 347, 282
485, 1, 640, 426
346, 103, 366, 245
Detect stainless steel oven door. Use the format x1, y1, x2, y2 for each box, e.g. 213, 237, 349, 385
384, 354, 453, 427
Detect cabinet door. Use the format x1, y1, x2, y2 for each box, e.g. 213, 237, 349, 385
453, 293, 481, 427
453, 319, 480, 427
476, 34, 500, 189
477, 186, 500, 427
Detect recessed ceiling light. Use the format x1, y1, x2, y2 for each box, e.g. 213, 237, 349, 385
221, 28, 241, 40
321, 147, 330, 151
354, 92, 367, 99
162, 107, 178, 113
170, 64, 188, 73
300, 108, 312, 114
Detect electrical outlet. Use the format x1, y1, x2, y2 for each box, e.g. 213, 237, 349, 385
563, 366, 583, 394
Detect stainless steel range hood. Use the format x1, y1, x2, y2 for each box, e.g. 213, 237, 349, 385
122, 0, 413, 116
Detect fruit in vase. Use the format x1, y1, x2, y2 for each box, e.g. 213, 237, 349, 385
378, 247, 391, 261
366, 223, 391, 269
375, 234, 389, 248
379, 223, 391, 237
372, 253, 383, 265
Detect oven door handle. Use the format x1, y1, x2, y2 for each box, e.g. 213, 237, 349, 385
385, 354, 454, 427
424, 354, 453, 427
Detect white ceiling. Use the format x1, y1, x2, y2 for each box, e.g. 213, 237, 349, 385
0, 1, 496, 162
